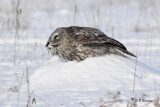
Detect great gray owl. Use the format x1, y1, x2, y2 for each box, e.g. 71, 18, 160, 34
46, 26, 136, 61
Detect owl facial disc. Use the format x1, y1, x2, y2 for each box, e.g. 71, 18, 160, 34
46, 28, 65, 50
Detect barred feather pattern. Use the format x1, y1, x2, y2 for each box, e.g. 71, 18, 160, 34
46, 26, 136, 61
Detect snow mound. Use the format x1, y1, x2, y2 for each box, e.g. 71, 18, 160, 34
30, 55, 160, 92
28, 55, 160, 106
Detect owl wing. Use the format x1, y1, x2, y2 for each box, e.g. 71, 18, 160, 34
74, 31, 136, 57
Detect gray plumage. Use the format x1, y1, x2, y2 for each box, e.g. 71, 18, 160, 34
46, 26, 136, 61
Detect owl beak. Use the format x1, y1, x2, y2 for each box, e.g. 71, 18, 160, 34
46, 42, 54, 50
46, 42, 49, 47
46, 42, 51, 49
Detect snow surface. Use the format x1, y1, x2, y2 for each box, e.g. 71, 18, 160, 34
29, 56, 160, 106
0, 0, 160, 107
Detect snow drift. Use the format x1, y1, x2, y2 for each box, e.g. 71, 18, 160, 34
29, 55, 160, 106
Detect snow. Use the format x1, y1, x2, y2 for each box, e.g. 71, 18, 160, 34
0, 0, 160, 107
27, 55, 160, 106
31, 56, 159, 92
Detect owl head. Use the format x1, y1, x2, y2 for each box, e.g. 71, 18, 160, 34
46, 28, 66, 50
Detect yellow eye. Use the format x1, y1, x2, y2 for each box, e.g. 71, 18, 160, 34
55, 36, 60, 40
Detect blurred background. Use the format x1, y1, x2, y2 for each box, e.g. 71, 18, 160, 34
0, 0, 160, 106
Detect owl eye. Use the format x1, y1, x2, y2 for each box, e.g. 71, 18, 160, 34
55, 36, 60, 40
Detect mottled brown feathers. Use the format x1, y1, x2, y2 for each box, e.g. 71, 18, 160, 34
46, 26, 136, 61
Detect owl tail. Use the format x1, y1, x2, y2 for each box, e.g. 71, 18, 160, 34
116, 46, 137, 57
106, 38, 137, 57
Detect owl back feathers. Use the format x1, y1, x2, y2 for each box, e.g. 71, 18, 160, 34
46, 26, 136, 61
66, 26, 136, 58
